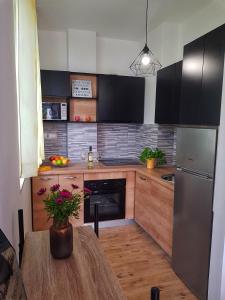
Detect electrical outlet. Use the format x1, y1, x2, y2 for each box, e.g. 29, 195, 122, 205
49, 133, 57, 139
44, 133, 57, 140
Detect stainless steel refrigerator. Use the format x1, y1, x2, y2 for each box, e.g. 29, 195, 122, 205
172, 127, 217, 300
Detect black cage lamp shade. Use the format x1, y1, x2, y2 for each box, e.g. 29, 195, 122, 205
129, 0, 162, 76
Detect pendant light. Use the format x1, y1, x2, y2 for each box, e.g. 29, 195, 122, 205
129, 0, 162, 76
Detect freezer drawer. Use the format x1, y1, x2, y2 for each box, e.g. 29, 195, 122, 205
176, 127, 217, 177
172, 169, 214, 300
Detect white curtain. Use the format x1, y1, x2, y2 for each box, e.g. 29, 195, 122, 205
14, 0, 44, 178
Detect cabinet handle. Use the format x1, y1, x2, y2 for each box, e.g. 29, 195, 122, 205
139, 176, 149, 181
63, 176, 77, 180
40, 177, 53, 181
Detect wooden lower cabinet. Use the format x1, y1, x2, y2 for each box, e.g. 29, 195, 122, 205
58, 174, 84, 227
32, 175, 58, 231
135, 172, 174, 256
32, 174, 84, 231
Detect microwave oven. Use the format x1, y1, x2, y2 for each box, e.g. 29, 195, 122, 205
42, 102, 67, 120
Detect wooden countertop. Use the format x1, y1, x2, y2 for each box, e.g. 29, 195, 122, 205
136, 166, 175, 190
22, 226, 126, 300
38, 163, 175, 189
39, 162, 139, 175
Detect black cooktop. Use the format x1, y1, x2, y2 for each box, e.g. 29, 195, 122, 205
100, 159, 142, 166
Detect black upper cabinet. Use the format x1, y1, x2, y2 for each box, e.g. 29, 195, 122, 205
179, 36, 205, 125
98, 75, 145, 123
41, 70, 70, 97
155, 61, 182, 124
200, 26, 225, 125
180, 24, 225, 126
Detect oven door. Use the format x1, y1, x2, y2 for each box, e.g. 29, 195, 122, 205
84, 179, 126, 223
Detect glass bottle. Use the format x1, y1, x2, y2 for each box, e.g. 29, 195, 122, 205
88, 146, 93, 169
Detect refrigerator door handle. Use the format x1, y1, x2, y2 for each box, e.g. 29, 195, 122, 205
176, 167, 213, 180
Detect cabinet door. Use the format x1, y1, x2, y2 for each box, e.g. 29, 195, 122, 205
155, 61, 182, 124
200, 25, 225, 125
179, 36, 205, 124
115, 76, 145, 123
58, 174, 84, 227
98, 75, 145, 123
150, 180, 174, 256
32, 175, 58, 231
41, 70, 70, 97
135, 173, 174, 256
97, 75, 117, 122
135, 173, 152, 228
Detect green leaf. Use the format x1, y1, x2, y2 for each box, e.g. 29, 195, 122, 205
139, 147, 167, 165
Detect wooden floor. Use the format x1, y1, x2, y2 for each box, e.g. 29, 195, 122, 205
100, 224, 197, 300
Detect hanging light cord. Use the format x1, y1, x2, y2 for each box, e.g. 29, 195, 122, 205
145, 0, 149, 45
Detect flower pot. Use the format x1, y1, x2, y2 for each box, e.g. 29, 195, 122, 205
146, 158, 156, 169
50, 218, 73, 259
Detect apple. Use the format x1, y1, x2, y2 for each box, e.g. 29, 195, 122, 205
56, 160, 62, 166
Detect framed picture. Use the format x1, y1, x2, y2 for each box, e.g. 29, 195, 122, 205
72, 80, 92, 98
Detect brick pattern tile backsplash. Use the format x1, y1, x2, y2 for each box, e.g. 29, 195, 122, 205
43, 123, 176, 165
97, 124, 137, 159
44, 122, 67, 159
67, 123, 98, 161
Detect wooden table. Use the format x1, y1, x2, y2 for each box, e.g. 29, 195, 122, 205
22, 226, 126, 300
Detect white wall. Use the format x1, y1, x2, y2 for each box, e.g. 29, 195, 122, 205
0, 0, 32, 251
181, 0, 225, 45
221, 234, 225, 299
0, 0, 20, 247
68, 29, 96, 73
160, 22, 183, 67
20, 179, 32, 235
96, 36, 141, 76
209, 60, 225, 300
38, 30, 68, 70
144, 24, 163, 124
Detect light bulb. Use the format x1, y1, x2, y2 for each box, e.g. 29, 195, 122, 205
141, 54, 151, 65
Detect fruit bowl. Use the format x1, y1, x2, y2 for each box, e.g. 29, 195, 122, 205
49, 155, 70, 168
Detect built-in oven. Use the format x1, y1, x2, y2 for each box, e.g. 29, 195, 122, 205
84, 179, 126, 223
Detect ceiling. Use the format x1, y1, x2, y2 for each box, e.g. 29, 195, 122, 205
37, 0, 213, 41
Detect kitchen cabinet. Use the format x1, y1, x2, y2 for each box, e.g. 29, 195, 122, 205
69, 73, 97, 123
58, 174, 84, 226
200, 25, 225, 125
135, 173, 174, 256
32, 174, 84, 231
32, 175, 58, 231
41, 70, 70, 97
98, 74, 145, 123
180, 24, 225, 125
155, 61, 182, 124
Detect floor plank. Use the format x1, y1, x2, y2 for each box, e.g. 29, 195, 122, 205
99, 224, 197, 300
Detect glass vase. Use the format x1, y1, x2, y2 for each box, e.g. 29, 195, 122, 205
49, 218, 73, 259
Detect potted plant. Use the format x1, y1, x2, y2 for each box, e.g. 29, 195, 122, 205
139, 147, 166, 169
37, 184, 91, 259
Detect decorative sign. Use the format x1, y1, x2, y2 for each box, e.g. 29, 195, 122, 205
72, 80, 92, 98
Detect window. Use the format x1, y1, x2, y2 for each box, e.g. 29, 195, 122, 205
14, 0, 44, 178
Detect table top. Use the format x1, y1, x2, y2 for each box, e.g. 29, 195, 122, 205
22, 226, 126, 300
